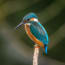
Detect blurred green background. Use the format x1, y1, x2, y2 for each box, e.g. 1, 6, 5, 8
0, 0, 65, 65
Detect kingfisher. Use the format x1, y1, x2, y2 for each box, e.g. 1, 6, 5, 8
16, 13, 48, 55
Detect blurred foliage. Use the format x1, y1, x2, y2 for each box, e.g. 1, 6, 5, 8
48, 38, 65, 62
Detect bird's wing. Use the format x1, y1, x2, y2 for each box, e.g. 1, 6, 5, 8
30, 22, 48, 44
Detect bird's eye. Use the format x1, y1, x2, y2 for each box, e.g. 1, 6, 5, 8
27, 19, 30, 21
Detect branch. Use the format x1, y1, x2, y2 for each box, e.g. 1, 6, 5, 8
33, 44, 40, 65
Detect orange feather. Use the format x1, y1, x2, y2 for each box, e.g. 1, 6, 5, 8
25, 24, 45, 49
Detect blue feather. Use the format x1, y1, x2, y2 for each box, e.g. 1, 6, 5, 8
23, 13, 38, 20
30, 21, 48, 45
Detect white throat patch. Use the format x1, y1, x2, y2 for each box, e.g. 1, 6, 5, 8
34, 18, 38, 22
30, 18, 38, 22
25, 23, 31, 26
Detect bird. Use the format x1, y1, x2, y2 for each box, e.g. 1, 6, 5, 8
16, 13, 48, 55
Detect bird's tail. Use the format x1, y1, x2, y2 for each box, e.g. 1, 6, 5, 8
43, 45, 48, 56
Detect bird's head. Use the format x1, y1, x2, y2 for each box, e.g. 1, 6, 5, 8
16, 13, 38, 29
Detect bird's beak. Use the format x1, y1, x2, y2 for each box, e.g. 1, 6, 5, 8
15, 22, 23, 29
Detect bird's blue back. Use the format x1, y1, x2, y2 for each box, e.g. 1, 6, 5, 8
30, 21, 48, 45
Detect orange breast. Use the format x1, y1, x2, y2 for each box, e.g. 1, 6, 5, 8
24, 24, 44, 48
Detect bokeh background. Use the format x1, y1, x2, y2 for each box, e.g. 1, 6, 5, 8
0, 0, 65, 65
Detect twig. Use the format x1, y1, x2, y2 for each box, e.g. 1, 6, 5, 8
33, 44, 40, 65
